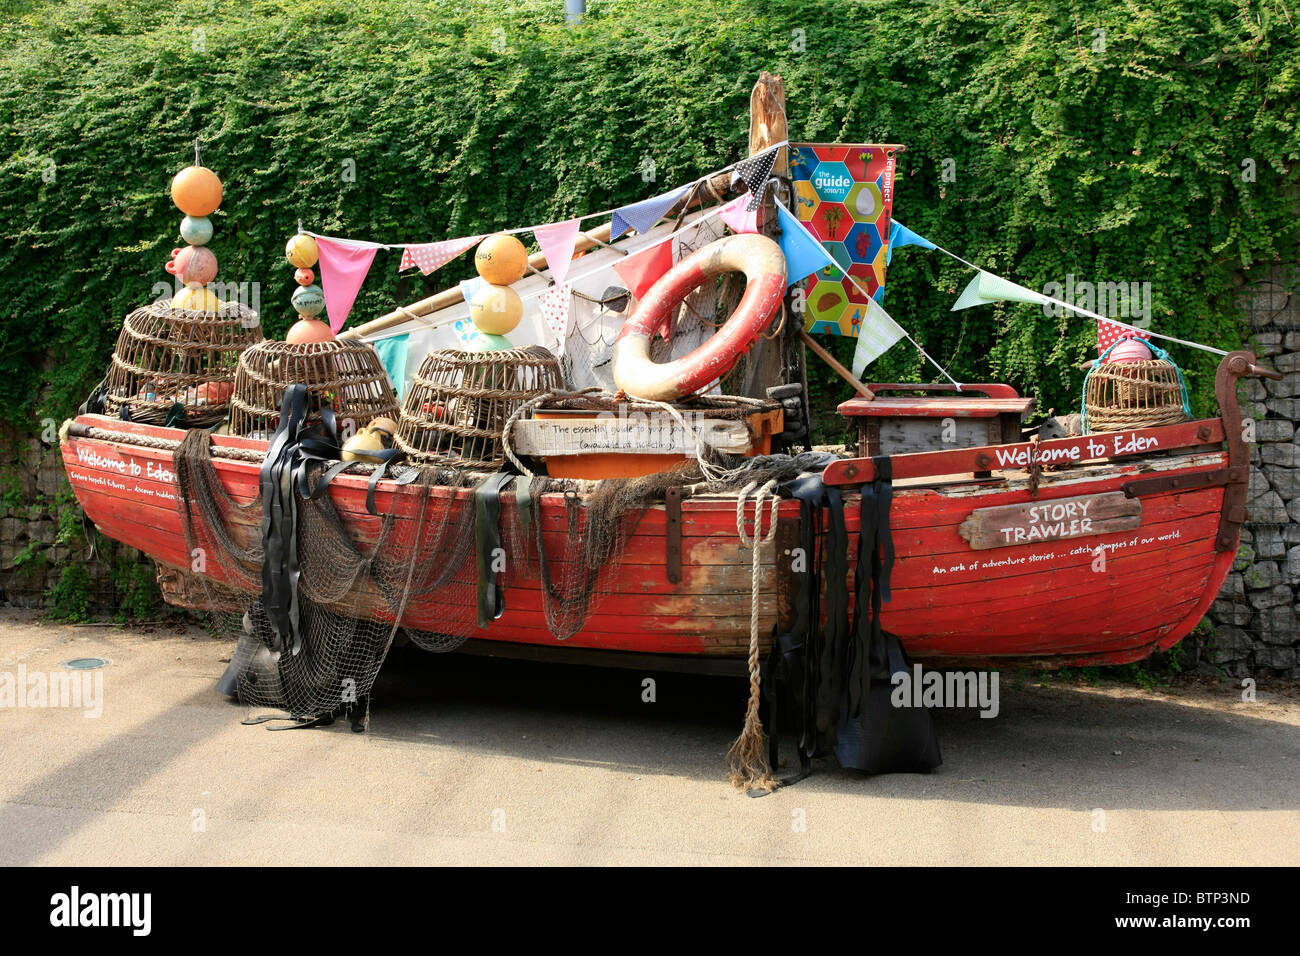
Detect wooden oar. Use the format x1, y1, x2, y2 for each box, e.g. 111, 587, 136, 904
798, 329, 875, 399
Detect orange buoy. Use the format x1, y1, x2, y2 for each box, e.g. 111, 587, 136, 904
474, 234, 528, 285
285, 317, 335, 344
285, 234, 320, 269
468, 284, 523, 335
170, 165, 224, 217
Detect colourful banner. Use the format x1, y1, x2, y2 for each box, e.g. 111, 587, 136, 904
790, 143, 899, 337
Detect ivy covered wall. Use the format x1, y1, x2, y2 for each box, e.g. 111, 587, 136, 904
2, 0, 1297, 433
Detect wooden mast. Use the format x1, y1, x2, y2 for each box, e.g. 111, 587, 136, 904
744, 71, 790, 397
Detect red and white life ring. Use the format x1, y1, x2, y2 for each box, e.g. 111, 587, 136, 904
612, 233, 787, 401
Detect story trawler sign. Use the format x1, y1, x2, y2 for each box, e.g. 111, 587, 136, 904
959, 491, 1142, 550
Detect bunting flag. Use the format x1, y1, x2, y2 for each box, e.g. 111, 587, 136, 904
458, 277, 486, 307
371, 334, 410, 399
399, 235, 484, 275
452, 316, 479, 345
886, 220, 937, 266
850, 296, 907, 378
718, 194, 760, 235
534, 219, 582, 286
775, 203, 832, 287
610, 184, 691, 240
539, 282, 573, 352
951, 270, 1051, 311
735, 146, 779, 211
1098, 316, 1152, 351
316, 237, 382, 334
613, 239, 674, 300
774, 203, 907, 374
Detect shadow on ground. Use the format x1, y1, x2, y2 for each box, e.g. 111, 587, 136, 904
365, 646, 1300, 811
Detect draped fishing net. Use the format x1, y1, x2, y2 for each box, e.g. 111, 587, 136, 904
167, 387, 818, 727
171, 432, 483, 723
499, 467, 701, 642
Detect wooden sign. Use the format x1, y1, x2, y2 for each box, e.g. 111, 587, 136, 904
822, 418, 1224, 486
510, 417, 752, 457
958, 491, 1141, 550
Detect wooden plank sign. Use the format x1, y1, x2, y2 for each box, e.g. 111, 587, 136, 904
958, 491, 1141, 550
510, 417, 752, 457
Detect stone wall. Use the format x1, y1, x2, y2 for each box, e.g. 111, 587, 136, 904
0, 423, 155, 615
1204, 263, 1300, 676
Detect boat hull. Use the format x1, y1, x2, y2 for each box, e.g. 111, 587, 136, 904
61, 412, 1237, 667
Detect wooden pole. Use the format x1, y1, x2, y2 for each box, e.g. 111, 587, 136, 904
799, 328, 875, 399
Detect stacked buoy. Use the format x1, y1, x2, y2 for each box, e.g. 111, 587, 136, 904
468, 233, 527, 349
167, 156, 225, 312
284, 232, 333, 343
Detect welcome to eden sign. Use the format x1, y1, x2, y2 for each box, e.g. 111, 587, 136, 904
990, 432, 1161, 468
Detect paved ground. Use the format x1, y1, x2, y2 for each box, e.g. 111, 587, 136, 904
1, 608, 1297, 866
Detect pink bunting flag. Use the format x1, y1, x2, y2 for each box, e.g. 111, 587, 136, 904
1098, 316, 1153, 352
533, 219, 582, 286
718, 194, 760, 235
539, 282, 573, 353
315, 237, 381, 334
399, 235, 484, 275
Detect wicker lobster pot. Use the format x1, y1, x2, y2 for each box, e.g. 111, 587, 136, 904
104, 302, 263, 427
229, 340, 400, 439
397, 346, 565, 469
1083, 358, 1190, 433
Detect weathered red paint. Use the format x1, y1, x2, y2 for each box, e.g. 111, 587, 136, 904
824, 418, 1226, 485
62, 406, 1237, 666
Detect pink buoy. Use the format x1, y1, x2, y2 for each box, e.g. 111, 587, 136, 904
165, 245, 218, 286
294, 268, 315, 286
1105, 336, 1154, 364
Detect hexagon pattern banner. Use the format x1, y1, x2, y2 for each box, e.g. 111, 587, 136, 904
791, 143, 900, 337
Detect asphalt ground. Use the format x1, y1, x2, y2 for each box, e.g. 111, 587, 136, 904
1, 609, 1297, 866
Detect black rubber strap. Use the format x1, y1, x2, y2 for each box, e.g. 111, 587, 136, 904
475, 473, 512, 627
751, 473, 831, 797
515, 474, 534, 540
815, 487, 849, 743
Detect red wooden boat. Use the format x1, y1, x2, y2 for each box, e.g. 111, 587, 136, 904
59, 349, 1274, 670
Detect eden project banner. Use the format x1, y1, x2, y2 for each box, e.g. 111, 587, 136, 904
790, 143, 900, 337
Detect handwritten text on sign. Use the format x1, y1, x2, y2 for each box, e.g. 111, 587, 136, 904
991, 432, 1161, 468
958, 491, 1142, 550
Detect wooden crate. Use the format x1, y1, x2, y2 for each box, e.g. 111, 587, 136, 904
838, 384, 1035, 459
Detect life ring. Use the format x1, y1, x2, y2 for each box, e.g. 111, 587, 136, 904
612, 233, 787, 401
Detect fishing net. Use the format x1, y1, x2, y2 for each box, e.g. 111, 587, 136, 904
171, 430, 485, 722
499, 465, 702, 641
165, 382, 824, 728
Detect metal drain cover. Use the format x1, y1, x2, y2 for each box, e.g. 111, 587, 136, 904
61, 657, 110, 670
